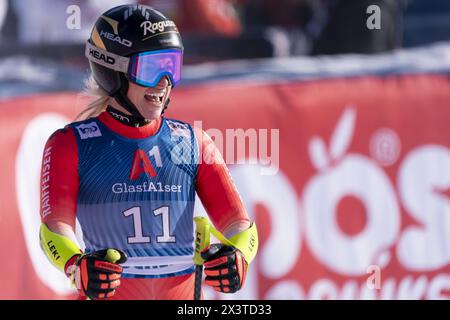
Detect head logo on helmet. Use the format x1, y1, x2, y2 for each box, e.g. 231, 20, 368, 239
97, 15, 133, 47
88, 47, 115, 65
100, 30, 133, 47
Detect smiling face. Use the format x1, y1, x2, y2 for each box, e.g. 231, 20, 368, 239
110, 76, 172, 121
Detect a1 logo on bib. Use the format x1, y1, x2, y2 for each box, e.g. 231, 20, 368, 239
76, 122, 102, 139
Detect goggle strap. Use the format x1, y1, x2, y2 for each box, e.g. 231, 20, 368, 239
85, 42, 130, 73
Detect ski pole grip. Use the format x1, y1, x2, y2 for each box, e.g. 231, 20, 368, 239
193, 217, 210, 266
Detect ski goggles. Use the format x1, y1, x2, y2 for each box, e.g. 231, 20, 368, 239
85, 42, 182, 87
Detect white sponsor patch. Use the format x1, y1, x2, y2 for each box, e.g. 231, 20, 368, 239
76, 122, 102, 139
167, 120, 191, 138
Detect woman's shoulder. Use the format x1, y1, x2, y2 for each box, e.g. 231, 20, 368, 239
59, 117, 104, 141
46, 125, 77, 146
48, 116, 97, 138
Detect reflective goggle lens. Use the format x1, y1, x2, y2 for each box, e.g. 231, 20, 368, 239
128, 49, 182, 87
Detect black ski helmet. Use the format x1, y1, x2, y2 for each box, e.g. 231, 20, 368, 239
86, 4, 183, 118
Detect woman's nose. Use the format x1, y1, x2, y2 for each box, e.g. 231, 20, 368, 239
155, 76, 170, 88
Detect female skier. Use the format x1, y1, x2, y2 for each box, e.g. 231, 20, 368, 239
39, 4, 257, 300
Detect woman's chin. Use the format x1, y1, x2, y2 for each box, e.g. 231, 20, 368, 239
140, 106, 163, 120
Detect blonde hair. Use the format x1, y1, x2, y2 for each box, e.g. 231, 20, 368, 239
76, 75, 111, 120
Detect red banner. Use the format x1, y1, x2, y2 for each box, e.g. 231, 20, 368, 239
1, 74, 449, 299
